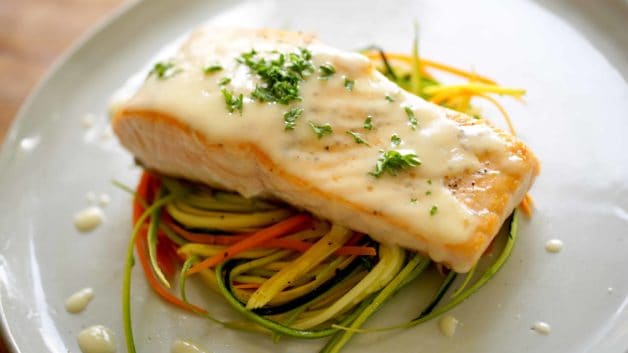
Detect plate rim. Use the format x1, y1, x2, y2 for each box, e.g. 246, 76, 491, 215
0, 2, 142, 351
1, 1, 627, 353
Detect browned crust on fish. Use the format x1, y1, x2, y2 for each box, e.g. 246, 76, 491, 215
113, 108, 538, 271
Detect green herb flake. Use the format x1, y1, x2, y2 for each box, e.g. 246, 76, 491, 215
318, 63, 336, 80
410, 198, 418, 204
404, 106, 418, 130
363, 115, 373, 130
308, 121, 333, 139
283, 107, 303, 131
425, 190, 432, 196
344, 78, 355, 92
221, 88, 244, 114
369, 149, 421, 178
390, 134, 402, 146
346, 131, 370, 146
427, 179, 432, 185
147, 61, 180, 80
218, 77, 232, 86
430, 205, 438, 216
240, 48, 314, 105
385, 94, 395, 102
203, 64, 223, 75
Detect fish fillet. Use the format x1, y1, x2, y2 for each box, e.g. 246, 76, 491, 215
112, 27, 539, 272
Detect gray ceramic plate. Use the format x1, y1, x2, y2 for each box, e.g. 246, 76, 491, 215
1, 0, 627, 352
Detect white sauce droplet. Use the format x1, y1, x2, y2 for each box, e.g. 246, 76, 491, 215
438, 315, 459, 337
74, 207, 104, 232
77, 325, 116, 353
82, 114, 96, 128
544, 239, 563, 253
65, 287, 94, 313
532, 321, 551, 335
608, 287, 614, 293
171, 339, 209, 353
98, 194, 111, 207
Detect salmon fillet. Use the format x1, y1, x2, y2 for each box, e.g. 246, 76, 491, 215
112, 27, 539, 272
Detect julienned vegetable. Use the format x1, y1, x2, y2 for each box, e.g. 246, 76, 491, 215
119, 43, 530, 353
122, 173, 520, 353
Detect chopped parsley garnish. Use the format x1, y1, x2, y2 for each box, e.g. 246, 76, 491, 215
218, 77, 231, 86
390, 134, 401, 146
239, 49, 258, 63
385, 94, 395, 102
363, 115, 373, 130
410, 198, 418, 204
319, 64, 336, 80
369, 149, 421, 178
203, 64, 223, 75
430, 205, 438, 216
404, 106, 418, 130
221, 88, 243, 114
239, 48, 314, 105
346, 131, 370, 146
147, 61, 180, 80
344, 78, 355, 91
308, 121, 333, 139
427, 179, 432, 185
283, 107, 303, 131
425, 190, 432, 196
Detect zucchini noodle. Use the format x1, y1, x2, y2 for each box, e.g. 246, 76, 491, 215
119, 40, 527, 353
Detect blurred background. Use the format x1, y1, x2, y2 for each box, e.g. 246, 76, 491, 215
0, 0, 125, 145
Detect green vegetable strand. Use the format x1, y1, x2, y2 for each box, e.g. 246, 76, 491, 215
147, 188, 170, 288
328, 209, 519, 335
322, 254, 430, 353
122, 193, 178, 353
405, 210, 518, 326
215, 260, 370, 339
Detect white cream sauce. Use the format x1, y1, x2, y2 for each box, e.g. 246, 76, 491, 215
438, 315, 459, 337
74, 206, 104, 232
544, 239, 563, 253
98, 193, 111, 207
77, 325, 116, 353
65, 287, 94, 313
171, 339, 210, 353
115, 28, 523, 270
531, 321, 551, 335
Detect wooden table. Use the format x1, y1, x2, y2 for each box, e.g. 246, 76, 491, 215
0, 1, 125, 350
0, 0, 125, 142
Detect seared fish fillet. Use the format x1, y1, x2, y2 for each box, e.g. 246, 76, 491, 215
112, 27, 539, 272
